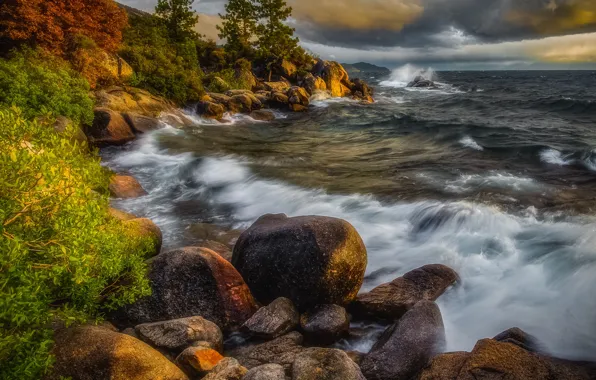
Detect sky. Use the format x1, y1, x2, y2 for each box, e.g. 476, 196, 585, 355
120, 0, 596, 70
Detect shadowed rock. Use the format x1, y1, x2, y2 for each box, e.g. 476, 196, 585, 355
243, 298, 299, 340
292, 348, 366, 380
84, 108, 135, 146
300, 304, 349, 345
493, 327, 542, 353
203, 357, 247, 380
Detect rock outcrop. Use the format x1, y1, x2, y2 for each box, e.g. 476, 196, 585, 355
232, 214, 367, 311
114, 247, 258, 330
242, 297, 300, 340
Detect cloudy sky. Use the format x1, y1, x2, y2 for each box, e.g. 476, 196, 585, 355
120, 0, 596, 70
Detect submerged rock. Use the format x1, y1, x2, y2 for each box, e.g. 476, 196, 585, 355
300, 304, 349, 345
114, 247, 258, 330
407, 76, 435, 88
232, 214, 367, 311
360, 300, 445, 380
351, 264, 459, 320
50, 325, 188, 380
230, 331, 304, 372
109, 175, 147, 199
135, 316, 223, 352
250, 110, 276, 121
242, 297, 299, 340
292, 348, 366, 380
84, 108, 135, 146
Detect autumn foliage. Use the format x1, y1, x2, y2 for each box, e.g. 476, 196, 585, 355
0, 0, 128, 56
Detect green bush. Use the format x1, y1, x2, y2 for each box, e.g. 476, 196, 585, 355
0, 49, 94, 124
203, 67, 252, 93
121, 15, 205, 104
0, 108, 153, 379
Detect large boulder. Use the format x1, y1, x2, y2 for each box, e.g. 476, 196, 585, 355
84, 108, 135, 146
268, 92, 290, 109
109, 175, 147, 199
123, 113, 162, 134
351, 264, 459, 320
351, 79, 374, 103
287, 87, 310, 112
203, 357, 248, 380
418, 351, 470, 380
242, 297, 299, 340
243, 364, 286, 380
316, 61, 352, 98
123, 218, 163, 257
299, 304, 349, 345
360, 301, 446, 380
197, 101, 226, 120
208, 93, 233, 109
49, 325, 188, 380
135, 316, 223, 352
292, 348, 366, 380
114, 247, 258, 330
230, 331, 304, 372
228, 93, 261, 114
232, 214, 367, 311
300, 73, 327, 95
176, 347, 224, 376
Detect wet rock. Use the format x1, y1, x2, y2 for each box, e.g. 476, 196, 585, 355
407, 76, 435, 88
135, 316, 223, 352
123, 112, 162, 133
300, 305, 349, 345
202, 357, 247, 380
292, 348, 366, 380
317, 61, 352, 98
264, 81, 292, 93
208, 93, 233, 109
176, 347, 224, 375
84, 108, 135, 146
418, 351, 470, 380
243, 363, 286, 380
109, 175, 147, 199
250, 110, 276, 121
351, 79, 374, 103
114, 247, 258, 330
228, 94, 256, 113
50, 325, 188, 380
287, 87, 310, 112
360, 300, 446, 380
124, 218, 163, 256
493, 327, 542, 352
232, 214, 367, 311
197, 101, 225, 120
351, 264, 459, 320
230, 331, 304, 372
268, 92, 290, 108
300, 73, 327, 95
243, 297, 299, 340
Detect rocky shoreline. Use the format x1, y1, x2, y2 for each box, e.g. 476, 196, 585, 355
53, 63, 596, 380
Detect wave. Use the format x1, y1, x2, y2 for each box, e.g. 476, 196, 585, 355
380, 64, 437, 88
105, 129, 596, 360
459, 136, 484, 151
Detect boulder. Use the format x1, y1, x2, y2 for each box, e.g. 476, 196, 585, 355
84, 108, 135, 146
418, 351, 470, 380
197, 101, 226, 120
176, 347, 224, 375
268, 92, 290, 109
109, 175, 147, 199
254, 93, 270, 105
208, 93, 233, 108
124, 218, 163, 257
407, 76, 435, 88
299, 305, 349, 345
287, 87, 310, 112
228, 94, 256, 113
114, 247, 258, 330
360, 301, 445, 380
109, 207, 137, 221
250, 110, 276, 122
292, 348, 366, 380
243, 297, 299, 340
264, 81, 291, 93
300, 73, 327, 95
230, 331, 304, 372
232, 214, 366, 311
351, 264, 459, 320
351, 79, 374, 103
135, 316, 223, 352
317, 61, 352, 98
203, 357, 248, 380
49, 325, 188, 380
493, 327, 542, 353
225, 89, 254, 97
243, 364, 286, 380
123, 113, 162, 133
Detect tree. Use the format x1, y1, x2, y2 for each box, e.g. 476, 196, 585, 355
217, 0, 258, 55
155, 0, 199, 42
0, 0, 127, 56
254, 0, 298, 61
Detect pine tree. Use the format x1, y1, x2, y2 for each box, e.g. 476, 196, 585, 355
254, 0, 298, 61
155, 0, 199, 42
217, 0, 258, 54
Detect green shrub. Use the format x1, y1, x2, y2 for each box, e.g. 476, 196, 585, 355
0, 108, 153, 379
121, 15, 205, 104
0, 49, 94, 124
203, 67, 251, 93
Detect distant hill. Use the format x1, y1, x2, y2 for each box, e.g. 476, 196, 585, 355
117, 2, 152, 18
342, 62, 391, 76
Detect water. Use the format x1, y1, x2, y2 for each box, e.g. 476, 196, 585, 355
103, 65, 596, 361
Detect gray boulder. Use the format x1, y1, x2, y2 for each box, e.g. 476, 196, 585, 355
243, 298, 299, 340
243, 364, 287, 380
230, 331, 304, 373
300, 305, 349, 345
135, 316, 223, 352
291, 348, 366, 380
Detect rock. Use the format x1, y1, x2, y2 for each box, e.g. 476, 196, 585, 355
243, 297, 299, 340
418, 351, 470, 380
50, 325, 188, 380
299, 305, 349, 345
228, 94, 256, 113
234, 59, 258, 91
317, 61, 352, 98
278, 60, 297, 80
176, 347, 224, 375
250, 110, 276, 121
254, 93, 270, 105
292, 348, 366, 380
360, 301, 445, 380
493, 327, 542, 353
123, 112, 162, 133
203, 357, 247, 380
287, 87, 309, 112
135, 316, 223, 352
114, 247, 258, 330
121, 327, 139, 339
124, 218, 163, 256
351, 79, 374, 103
407, 76, 435, 88
300, 73, 327, 95
231, 331, 304, 372
208, 93, 233, 108
345, 351, 365, 366
109, 175, 147, 199
268, 92, 290, 109
351, 264, 459, 320
202, 241, 233, 262
225, 89, 254, 97
264, 81, 291, 93
243, 364, 286, 380
197, 101, 226, 120
232, 214, 367, 311
84, 108, 135, 146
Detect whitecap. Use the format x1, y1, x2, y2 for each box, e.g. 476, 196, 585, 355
459, 136, 484, 151
540, 148, 574, 166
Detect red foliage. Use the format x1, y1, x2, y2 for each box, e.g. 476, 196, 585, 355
0, 0, 128, 56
